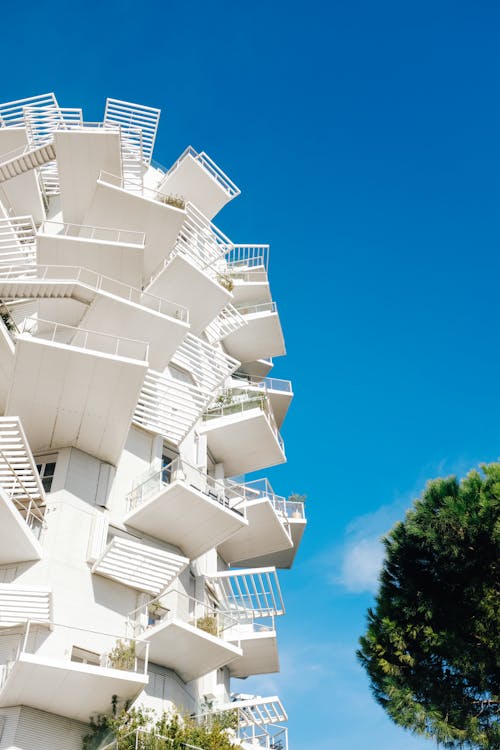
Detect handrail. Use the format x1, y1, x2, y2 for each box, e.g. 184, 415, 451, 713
0, 448, 46, 527
163, 145, 240, 198
231, 373, 293, 394
127, 587, 240, 641
0, 264, 188, 323
224, 244, 269, 272
0, 140, 54, 164
16, 317, 149, 362
126, 457, 247, 517
98, 170, 186, 209
236, 301, 277, 316
238, 478, 305, 520
39, 219, 145, 247
203, 392, 285, 454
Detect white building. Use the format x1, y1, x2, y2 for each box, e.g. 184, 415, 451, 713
0, 94, 306, 750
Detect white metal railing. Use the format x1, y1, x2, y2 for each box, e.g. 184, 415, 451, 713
241, 478, 305, 521
126, 457, 247, 518
127, 587, 240, 643
0, 141, 55, 167
0, 93, 58, 129
236, 301, 278, 317
0, 620, 150, 690
0, 216, 37, 276
224, 244, 269, 272
231, 373, 292, 395
0, 449, 46, 536
203, 392, 285, 454
196, 697, 288, 750
204, 304, 246, 344
16, 318, 149, 362
163, 146, 240, 198
100, 728, 207, 750
98, 170, 183, 206
104, 98, 161, 166
171, 333, 240, 394
0, 264, 188, 323
39, 219, 145, 246
208, 567, 285, 619
133, 369, 211, 446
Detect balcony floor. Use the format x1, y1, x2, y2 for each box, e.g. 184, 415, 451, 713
143, 618, 242, 682
200, 408, 286, 477
124, 479, 248, 559
219, 497, 292, 565
0, 653, 147, 722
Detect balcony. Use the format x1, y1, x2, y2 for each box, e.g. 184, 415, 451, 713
6, 319, 149, 466
91, 536, 189, 596
0, 416, 46, 563
212, 696, 288, 750
146, 202, 234, 334
0, 621, 149, 721
0, 264, 189, 370
220, 479, 306, 569
209, 568, 284, 678
0, 585, 51, 627
0, 124, 45, 223
124, 458, 248, 559
230, 374, 293, 428
128, 589, 242, 682
83, 171, 186, 282
157, 146, 240, 219
199, 393, 286, 477
225, 245, 271, 307
223, 302, 285, 364
37, 220, 146, 289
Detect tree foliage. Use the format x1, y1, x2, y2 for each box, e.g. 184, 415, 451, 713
358, 464, 500, 749
82, 699, 238, 750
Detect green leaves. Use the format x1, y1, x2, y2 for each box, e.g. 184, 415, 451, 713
357, 464, 500, 749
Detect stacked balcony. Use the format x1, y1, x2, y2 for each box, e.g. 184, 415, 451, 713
230, 373, 293, 428
200, 390, 286, 476
124, 458, 248, 559
0, 621, 149, 721
0, 416, 46, 563
215, 696, 288, 750
128, 589, 242, 682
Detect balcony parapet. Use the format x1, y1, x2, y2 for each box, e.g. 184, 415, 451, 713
203, 392, 285, 455
126, 458, 247, 520
39, 219, 145, 247
0, 216, 37, 276
241, 478, 305, 522
207, 567, 285, 619
162, 146, 240, 200
198, 696, 288, 750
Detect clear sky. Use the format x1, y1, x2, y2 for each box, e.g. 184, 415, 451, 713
2, 1, 500, 748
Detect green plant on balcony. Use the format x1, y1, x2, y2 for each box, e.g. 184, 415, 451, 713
288, 492, 306, 504
216, 273, 234, 292
157, 193, 185, 210
196, 614, 219, 637
107, 639, 136, 671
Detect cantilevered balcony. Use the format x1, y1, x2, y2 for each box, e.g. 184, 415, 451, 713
220, 479, 306, 568
124, 458, 248, 559
157, 146, 240, 219
223, 301, 285, 363
209, 568, 285, 678
225, 245, 271, 307
37, 221, 146, 289
0, 416, 46, 563
230, 374, 293, 428
146, 202, 234, 334
199, 392, 286, 477
210, 696, 288, 750
6, 319, 149, 465
83, 171, 186, 282
0, 264, 189, 370
91, 537, 189, 596
0, 586, 51, 627
128, 589, 242, 682
0, 621, 149, 721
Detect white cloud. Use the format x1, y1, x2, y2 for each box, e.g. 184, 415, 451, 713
337, 537, 384, 593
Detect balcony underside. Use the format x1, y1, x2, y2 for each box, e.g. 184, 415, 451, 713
238, 517, 307, 569
223, 311, 285, 363
266, 388, 293, 429
0, 489, 42, 564
147, 253, 231, 335
200, 409, 286, 477
0, 129, 44, 224
219, 497, 292, 565
159, 153, 233, 219
124, 480, 247, 559
239, 359, 274, 379
55, 130, 122, 225
227, 629, 279, 679
84, 180, 186, 282
37, 231, 144, 289
0, 653, 147, 722
6, 336, 148, 466
143, 618, 242, 682
231, 280, 271, 307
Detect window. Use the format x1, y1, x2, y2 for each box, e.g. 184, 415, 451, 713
71, 646, 100, 665
161, 446, 178, 484
35, 457, 57, 493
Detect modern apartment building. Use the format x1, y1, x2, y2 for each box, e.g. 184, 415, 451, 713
0, 94, 306, 750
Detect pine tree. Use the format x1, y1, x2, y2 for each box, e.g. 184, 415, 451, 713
357, 464, 500, 749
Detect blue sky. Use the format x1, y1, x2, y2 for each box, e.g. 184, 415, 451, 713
3, 1, 500, 747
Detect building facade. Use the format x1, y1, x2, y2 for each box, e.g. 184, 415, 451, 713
0, 94, 306, 750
